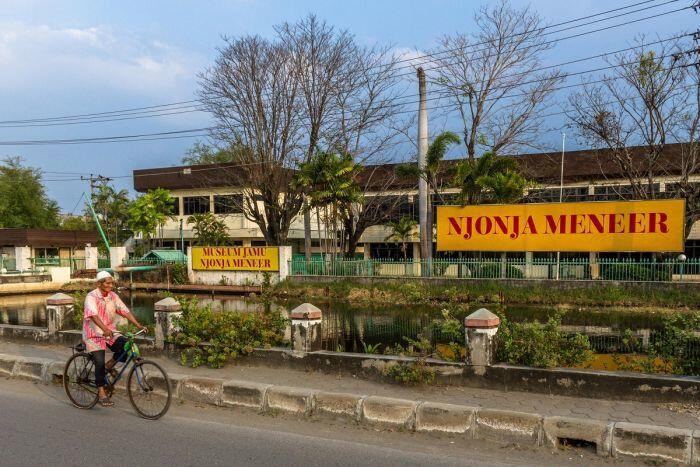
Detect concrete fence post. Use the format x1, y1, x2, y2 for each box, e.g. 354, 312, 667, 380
46, 293, 75, 336
154, 297, 182, 350
465, 308, 501, 376
109, 246, 127, 269
85, 245, 99, 270
290, 303, 323, 353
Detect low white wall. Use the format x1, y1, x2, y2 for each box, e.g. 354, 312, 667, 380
48, 266, 71, 284
187, 246, 292, 286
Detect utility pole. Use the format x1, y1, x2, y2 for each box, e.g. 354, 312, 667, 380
555, 133, 566, 281
81, 174, 113, 200
417, 67, 431, 267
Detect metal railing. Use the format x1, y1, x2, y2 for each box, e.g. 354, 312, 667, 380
28, 256, 107, 273
122, 258, 187, 267
289, 257, 700, 282
0, 257, 17, 272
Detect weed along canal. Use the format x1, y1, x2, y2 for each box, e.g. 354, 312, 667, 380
0, 289, 692, 372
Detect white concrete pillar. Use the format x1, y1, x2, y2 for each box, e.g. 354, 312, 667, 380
465, 308, 501, 376
14, 246, 31, 272
278, 246, 292, 282
363, 245, 371, 260
290, 303, 322, 353
525, 252, 534, 279
84, 245, 99, 270
109, 246, 127, 269
46, 293, 75, 335
589, 252, 600, 280
154, 297, 182, 350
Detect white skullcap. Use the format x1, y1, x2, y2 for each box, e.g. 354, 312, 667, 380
96, 271, 113, 281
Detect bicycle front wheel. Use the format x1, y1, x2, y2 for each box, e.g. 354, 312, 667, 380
127, 359, 171, 420
64, 352, 99, 409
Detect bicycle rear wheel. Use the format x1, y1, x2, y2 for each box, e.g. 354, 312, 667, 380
127, 359, 171, 420
64, 352, 99, 409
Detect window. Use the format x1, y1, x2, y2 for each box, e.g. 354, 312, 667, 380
167, 197, 180, 216
525, 187, 588, 203
593, 184, 659, 201
183, 196, 210, 215
251, 240, 267, 247
214, 195, 243, 214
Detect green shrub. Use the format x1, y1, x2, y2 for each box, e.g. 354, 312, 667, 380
496, 312, 593, 368
473, 263, 524, 279
648, 311, 700, 376
172, 297, 287, 368
70, 290, 88, 329
600, 264, 671, 282
169, 263, 188, 285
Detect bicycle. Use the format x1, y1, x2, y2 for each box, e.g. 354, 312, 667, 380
63, 329, 172, 420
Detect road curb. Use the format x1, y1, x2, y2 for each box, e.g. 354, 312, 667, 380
2, 352, 697, 464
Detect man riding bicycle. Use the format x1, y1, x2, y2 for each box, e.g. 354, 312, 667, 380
82, 271, 147, 407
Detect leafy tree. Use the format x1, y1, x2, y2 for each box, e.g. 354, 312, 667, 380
127, 188, 175, 249
385, 216, 418, 261
181, 142, 252, 166
187, 213, 232, 246
90, 184, 132, 245
0, 157, 60, 228
60, 215, 92, 231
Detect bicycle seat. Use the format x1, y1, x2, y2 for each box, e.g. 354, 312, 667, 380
72, 342, 86, 352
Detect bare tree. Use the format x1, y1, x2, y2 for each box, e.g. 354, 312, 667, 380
198, 35, 303, 245
429, 0, 563, 160
567, 36, 694, 201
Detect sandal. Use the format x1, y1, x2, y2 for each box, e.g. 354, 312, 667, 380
99, 397, 114, 407
107, 369, 118, 379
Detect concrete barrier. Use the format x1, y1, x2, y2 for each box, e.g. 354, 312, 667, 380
314, 391, 364, 422
692, 430, 700, 466
612, 422, 693, 464
266, 386, 315, 415
222, 380, 271, 410
179, 377, 223, 406
13, 357, 51, 382
415, 402, 476, 434
475, 409, 542, 446
543, 416, 613, 457
45, 360, 66, 384
361, 396, 418, 430
0, 353, 17, 376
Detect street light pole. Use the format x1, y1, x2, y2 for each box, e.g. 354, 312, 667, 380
556, 133, 566, 280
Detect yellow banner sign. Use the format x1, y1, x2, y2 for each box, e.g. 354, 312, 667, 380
192, 246, 279, 271
436, 200, 685, 252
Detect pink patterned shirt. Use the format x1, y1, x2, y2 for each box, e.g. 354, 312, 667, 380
82, 289, 130, 352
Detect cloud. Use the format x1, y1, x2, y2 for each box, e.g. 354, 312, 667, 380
0, 21, 203, 97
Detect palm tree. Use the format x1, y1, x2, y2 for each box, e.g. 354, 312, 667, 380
294, 151, 361, 259
478, 171, 529, 204
453, 152, 522, 205
385, 216, 418, 261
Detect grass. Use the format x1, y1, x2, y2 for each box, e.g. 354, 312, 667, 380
270, 278, 699, 309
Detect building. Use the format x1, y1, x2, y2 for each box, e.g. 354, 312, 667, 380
133, 143, 700, 258
0, 228, 100, 271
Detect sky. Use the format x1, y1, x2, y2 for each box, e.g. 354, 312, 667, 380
0, 0, 696, 211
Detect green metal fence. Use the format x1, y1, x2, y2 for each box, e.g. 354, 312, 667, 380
122, 258, 186, 267
289, 257, 700, 282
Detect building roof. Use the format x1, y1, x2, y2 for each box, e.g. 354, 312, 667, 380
0, 228, 100, 248
133, 143, 693, 193
142, 249, 187, 262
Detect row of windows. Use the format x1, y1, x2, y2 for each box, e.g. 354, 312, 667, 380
174, 195, 244, 216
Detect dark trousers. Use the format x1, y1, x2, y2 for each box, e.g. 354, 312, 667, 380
91, 336, 127, 388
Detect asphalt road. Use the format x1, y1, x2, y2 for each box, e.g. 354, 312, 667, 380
0, 379, 625, 466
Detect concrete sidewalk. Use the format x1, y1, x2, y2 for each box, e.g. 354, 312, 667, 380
2, 340, 700, 431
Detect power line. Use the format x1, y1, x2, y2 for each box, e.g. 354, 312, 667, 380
0, 0, 686, 126
1, 33, 691, 129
